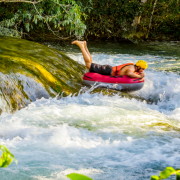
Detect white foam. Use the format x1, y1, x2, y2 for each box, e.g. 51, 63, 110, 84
1, 50, 180, 180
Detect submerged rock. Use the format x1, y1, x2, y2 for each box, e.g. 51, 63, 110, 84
0, 36, 86, 112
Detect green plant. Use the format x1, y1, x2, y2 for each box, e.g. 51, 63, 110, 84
67, 173, 93, 180
151, 167, 180, 180
0, 0, 89, 39
141, 0, 180, 40
82, 0, 141, 40
0, 26, 21, 38
0, 145, 17, 168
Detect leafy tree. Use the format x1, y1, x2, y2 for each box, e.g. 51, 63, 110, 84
0, 0, 89, 39
0, 0, 179, 41
81, 0, 141, 40
140, 0, 180, 40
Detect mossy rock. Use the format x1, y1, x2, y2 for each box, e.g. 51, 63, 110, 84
0, 36, 151, 113
0, 36, 86, 112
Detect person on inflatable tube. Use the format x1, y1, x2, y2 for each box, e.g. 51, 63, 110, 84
71, 40, 148, 79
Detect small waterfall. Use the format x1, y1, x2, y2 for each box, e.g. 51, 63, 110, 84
0, 36, 86, 112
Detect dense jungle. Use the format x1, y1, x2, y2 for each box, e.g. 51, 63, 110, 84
0, 0, 180, 42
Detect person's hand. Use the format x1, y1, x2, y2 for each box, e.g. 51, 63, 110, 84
139, 72, 145, 78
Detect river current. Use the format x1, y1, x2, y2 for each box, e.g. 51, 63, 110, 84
0, 41, 180, 180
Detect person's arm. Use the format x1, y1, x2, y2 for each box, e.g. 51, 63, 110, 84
126, 68, 145, 78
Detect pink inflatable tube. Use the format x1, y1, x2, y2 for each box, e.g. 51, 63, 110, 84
83, 72, 144, 91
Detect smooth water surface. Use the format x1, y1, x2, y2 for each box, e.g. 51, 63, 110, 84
1, 41, 180, 180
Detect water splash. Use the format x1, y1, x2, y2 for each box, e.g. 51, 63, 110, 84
1, 41, 180, 180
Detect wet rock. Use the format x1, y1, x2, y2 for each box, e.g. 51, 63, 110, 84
0, 36, 86, 113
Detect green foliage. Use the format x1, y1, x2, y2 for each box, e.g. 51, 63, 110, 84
0, 26, 20, 38
0, 0, 88, 39
80, 0, 180, 41
0, 145, 17, 168
151, 175, 160, 180
67, 173, 93, 180
151, 167, 180, 180
159, 167, 176, 179
141, 0, 180, 40
80, 0, 141, 39
0, 0, 179, 41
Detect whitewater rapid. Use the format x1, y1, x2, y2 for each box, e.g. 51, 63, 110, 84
1, 43, 180, 180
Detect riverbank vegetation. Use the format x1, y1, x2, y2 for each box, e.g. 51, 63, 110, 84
0, 0, 179, 42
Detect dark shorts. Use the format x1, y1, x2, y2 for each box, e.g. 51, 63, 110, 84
89, 63, 112, 75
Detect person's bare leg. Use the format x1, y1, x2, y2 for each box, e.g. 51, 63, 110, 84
71, 40, 91, 69
83, 41, 93, 63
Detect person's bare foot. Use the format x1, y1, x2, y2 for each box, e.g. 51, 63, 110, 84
83, 41, 87, 48
71, 40, 84, 47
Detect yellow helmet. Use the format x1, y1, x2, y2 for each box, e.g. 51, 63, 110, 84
136, 60, 148, 69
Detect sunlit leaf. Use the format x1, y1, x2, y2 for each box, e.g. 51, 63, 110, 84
159, 167, 176, 179
151, 175, 160, 180
67, 173, 93, 180
0, 145, 17, 168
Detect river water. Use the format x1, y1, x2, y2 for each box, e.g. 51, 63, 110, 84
1, 41, 180, 180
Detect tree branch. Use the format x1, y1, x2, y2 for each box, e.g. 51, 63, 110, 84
32, 2, 71, 40
0, 0, 42, 4
0, 0, 82, 39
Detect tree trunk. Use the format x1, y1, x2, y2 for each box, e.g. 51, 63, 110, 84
146, 0, 158, 39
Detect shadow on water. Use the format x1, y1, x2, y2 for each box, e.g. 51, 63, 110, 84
43, 40, 180, 57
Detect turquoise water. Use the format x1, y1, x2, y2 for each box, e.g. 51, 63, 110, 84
1, 41, 180, 180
